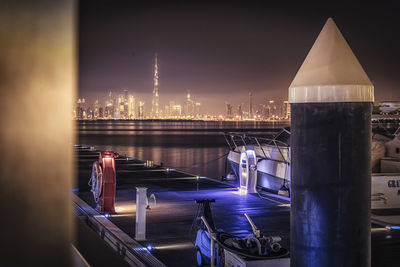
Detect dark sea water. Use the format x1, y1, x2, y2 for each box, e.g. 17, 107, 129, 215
77, 120, 289, 179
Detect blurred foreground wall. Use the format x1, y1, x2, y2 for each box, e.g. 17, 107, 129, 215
0, 1, 76, 266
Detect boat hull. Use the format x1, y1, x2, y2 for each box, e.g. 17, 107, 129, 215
227, 150, 289, 193
228, 148, 400, 210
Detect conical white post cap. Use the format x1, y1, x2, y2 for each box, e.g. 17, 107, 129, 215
289, 18, 374, 103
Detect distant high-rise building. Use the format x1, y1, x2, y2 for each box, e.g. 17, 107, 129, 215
94, 99, 100, 119
164, 104, 170, 118
123, 89, 128, 101
256, 104, 265, 119
76, 98, 85, 120
186, 90, 194, 118
226, 102, 233, 119
268, 100, 276, 118
117, 95, 124, 119
169, 101, 182, 118
86, 105, 93, 120
195, 102, 201, 118
238, 104, 243, 120
104, 102, 113, 119
138, 101, 144, 119
151, 54, 159, 118
128, 95, 135, 119
171, 104, 182, 117
169, 101, 175, 117
249, 92, 253, 118
104, 91, 115, 119
123, 89, 129, 119
99, 107, 104, 119
282, 100, 290, 119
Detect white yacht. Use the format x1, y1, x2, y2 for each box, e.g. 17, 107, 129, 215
225, 127, 400, 209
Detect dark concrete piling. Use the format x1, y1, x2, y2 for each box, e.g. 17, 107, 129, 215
289, 18, 374, 267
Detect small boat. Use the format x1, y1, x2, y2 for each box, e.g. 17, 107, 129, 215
225, 127, 400, 209
193, 199, 289, 266
225, 128, 291, 195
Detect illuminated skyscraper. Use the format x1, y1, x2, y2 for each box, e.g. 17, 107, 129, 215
164, 105, 170, 118
128, 95, 135, 119
226, 102, 233, 119
268, 100, 276, 118
99, 106, 104, 119
123, 89, 129, 119
249, 92, 253, 118
282, 100, 290, 119
138, 101, 144, 119
76, 98, 85, 120
94, 99, 100, 119
104, 91, 115, 119
195, 102, 201, 118
238, 104, 243, 120
171, 104, 182, 117
151, 54, 159, 118
186, 90, 194, 118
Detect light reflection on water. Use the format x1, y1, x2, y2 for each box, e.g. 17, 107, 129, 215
77, 121, 287, 179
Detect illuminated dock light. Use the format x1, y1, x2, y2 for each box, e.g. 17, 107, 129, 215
146, 245, 153, 251
115, 206, 126, 213
235, 187, 248, 195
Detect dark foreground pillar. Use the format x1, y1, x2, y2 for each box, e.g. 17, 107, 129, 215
290, 102, 371, 267
0, 1, 75, 266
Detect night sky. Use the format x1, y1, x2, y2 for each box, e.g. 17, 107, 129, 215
79, 1, 400, 115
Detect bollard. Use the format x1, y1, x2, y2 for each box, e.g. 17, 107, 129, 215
135, 187, 148, 241
96, 151, 118, 213
289, 18, 373, 267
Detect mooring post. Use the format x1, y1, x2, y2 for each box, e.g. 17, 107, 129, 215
289, 18, 373, 267
135, 187, 148, 241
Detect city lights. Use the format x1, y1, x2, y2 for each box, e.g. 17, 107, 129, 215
74, 91, 291, 121
74, 54, 291, 121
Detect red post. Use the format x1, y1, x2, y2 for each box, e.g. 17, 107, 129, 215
97, 151, 118, 213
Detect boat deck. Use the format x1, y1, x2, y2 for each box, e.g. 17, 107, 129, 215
74, 146, 400, 267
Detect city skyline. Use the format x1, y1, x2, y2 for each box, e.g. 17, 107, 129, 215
74, 88, 290, 120
78, 52, 291, 118
79, 2, 400, 114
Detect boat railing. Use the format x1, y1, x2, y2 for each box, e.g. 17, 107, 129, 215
394, 126, 400, 137
223, 132, 290, 163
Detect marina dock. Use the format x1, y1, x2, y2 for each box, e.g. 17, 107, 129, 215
74, 145, 400, 267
